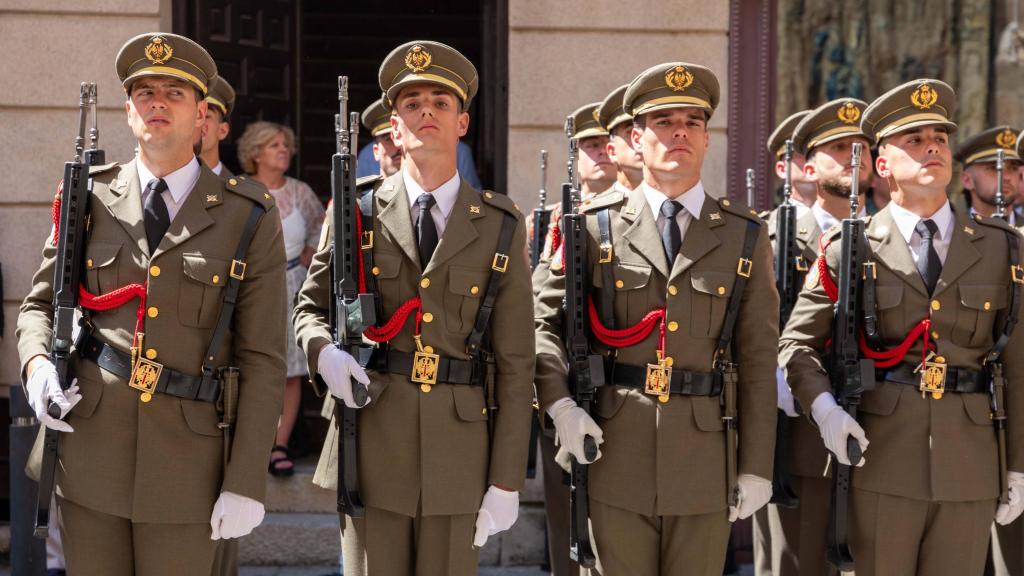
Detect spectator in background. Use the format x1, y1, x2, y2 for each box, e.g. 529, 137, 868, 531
361, 98, 403, 178
237, 121, 325, 477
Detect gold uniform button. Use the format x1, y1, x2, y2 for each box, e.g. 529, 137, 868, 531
229, 178, 238, 186
615, 280, 625, 289
668, 285, 678, 296
984, 301, 992, 311
422, 312, 434, 323
931, 300, 941, 311
147, 306, 159, 318
470, 286, 480, 295
212, 275, 220, 285
721, 199, 731, 207
485, 192, 494, 199
717, 286, 726, 295
87, 258, 94, 268
668, 321, 679, 332
372, 266, 381, 276
150, 265, 161, 277
145, 348, 157, 360
420, 278, 431, 289
664, 356, 674, 366
931, 331, 939, 340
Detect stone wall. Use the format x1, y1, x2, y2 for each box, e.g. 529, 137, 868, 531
506, 0, 732, 212
0, 1, 164, 389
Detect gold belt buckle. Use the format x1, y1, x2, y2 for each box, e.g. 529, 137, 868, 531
915, 353, 947, 399
644, 354, 672, 404
598, 243, 614, 263
129, 357, 163, 403
411, 335, 439, 392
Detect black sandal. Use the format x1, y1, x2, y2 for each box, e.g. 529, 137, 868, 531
269, 444, 294, 477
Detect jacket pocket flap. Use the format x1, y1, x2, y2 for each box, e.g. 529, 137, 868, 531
692, 396, 725, 431
614, 262, 652, 291
859, 382, 901, 416
452, 385, 489, 422
959, 284, 1007, 310
962, 394, 994, 426
874, 285, 903, 310
690, 270, 734, 298
180, 399, 222, 436
86, 242, 121, 269
373, 250, 403, 279
182, 253, 230, 287
448, 266, 490, 297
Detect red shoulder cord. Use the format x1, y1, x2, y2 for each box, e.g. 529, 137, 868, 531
816, 239, 933, 369
587, 296, 668, 360
53, 183, 149, 352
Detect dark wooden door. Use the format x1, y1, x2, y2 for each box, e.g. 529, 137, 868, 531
174, 0, 301, 176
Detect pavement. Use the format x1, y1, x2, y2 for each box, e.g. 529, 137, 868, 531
236, 565, 754, 575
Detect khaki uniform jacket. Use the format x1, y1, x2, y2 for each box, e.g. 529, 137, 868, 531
534, 188, 780, 517
780, 205, 1024, 502
17, 160, 287, 523
768, 207, 831, 478
292, 170, 536, 518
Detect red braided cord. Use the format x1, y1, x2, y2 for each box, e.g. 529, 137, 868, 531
52, 182, 63, 246
363, 296, 422, 343
355, 209, 367, 294
587, 296, 665, 348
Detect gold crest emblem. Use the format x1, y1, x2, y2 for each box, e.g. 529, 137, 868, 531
405, 45, 432, 73
837, 102, 861, 125
144, 36, 174, 65
996, 128, 1017, 149
911, 83, 938, 110
664, 65, 694, 92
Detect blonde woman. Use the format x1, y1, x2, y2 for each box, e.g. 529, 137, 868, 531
237, 121, 325, 476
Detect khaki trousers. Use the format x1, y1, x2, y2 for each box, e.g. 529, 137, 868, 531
850, 488, 994, 576
340, 505, 479, 575
752, 506, 773, 576
541, 429, 583, 576
993, 518, 1024, 576
58, 496, 217, 576
210, 539, 238, 576
589, 499, 730, 576
765, 474, 838, 576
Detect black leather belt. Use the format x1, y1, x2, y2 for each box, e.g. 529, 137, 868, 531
78, 334, 222, 403
286, 257, 302, 270
606, 360, 723, 396
880, 364, 988, 394
353, 346, 484, 386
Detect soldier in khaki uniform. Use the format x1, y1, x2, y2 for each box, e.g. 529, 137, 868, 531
597, 84, 643, 194
534, 62, 779, 575
200, 76, 237, 178
17, 33, 286, 575
362, 98, 403, 178
956, 126, 1021, 226
292, 41, 535, 575
780, 79, 1024, 576
758, 98, 871, 576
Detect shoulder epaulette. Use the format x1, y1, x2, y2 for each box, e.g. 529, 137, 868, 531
717, 197, 763, 223
580, 189, 626, 213
88, 162, 118, 176
356, 174, 384, 191
481, 190, 523, 219
974, 213, 1020, 235
225, 175, 274, 210
758, 209, 772, 219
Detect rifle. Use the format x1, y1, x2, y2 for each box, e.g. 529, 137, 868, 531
996, 149, 1008, 220
530, 150, 551, 271
826, 141, 874, 571
746, 168, 755, 207
562, 116, 601, 569
35, 83, 96, 537
770, 142, 800, 508
325, 76, 374, 518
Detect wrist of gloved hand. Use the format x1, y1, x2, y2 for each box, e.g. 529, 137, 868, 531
812, 392, 868, 467
473, 486, 520, 548
997, 471, 1024, 525
210, 491, 266, 540
729, 474, 773, 522
25, 360, 81, 433
549, 398, 603, 465
318, 345, 371, 409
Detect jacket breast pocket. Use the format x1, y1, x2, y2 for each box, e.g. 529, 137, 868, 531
85, 242, 121, 295
689, 270, 734, 339
954, 284, 1007, 347
445, 265, 490, 335
613, 261, 652, 326
874, 284, 904, 339
179, 253, 230, 328
372, 250, 409, 307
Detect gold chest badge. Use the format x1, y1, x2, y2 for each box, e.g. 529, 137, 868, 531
664, 65, 694, 92
645, 352, 672, 403
405, 45, 432, 73
129, 358, 163, 402
411, 335, 439, 391
915, 352, 947, 399
144, 36, 174, 65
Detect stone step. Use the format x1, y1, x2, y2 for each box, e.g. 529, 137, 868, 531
239, 513, 340, 566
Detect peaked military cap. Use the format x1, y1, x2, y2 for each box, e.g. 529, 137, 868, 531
624, 62, 720, 119
116, 33, 217, 96
379, 40, 479, 109
597, 84, 631, 132
792, 98, 869, 155
571, 102, 609, 140
766, 110, 811, 158
955, 126, 1021, 166
362, 98, 392, 137
206, 76, 235, 117
861, 79, 957, 143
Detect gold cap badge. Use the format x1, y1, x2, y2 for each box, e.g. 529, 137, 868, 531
837, 101, 861, 124
997, 128, 1017, 149
405, 45, 432, 73
592, 107, 601, 123
664, 65, 694, 92
911, 83, 938, 110
144, 36, 173, 65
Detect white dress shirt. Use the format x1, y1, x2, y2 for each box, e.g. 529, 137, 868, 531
404, 169, 461, 236
888, 200, 954, 265
642, 180, 706, 244
811, 203, 867, 235
211, 161, 224, 176
136, 156, 201, 222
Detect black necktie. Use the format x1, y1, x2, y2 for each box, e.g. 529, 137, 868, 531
914, 219, 942, 294
143, 178, 170, 254
661, 200, 683, 265
415, 193, 439, 268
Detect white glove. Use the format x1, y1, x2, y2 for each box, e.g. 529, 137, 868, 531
776, 367, 798, 417
318, 345, 371, 409
996, 471, 1024, 525
548, 397, 603, 466
26, 359, 81, 433
473, 486, 520, 548
811, 392, 869, 467
729, 474, 773, 522
210, 491, 265, 540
